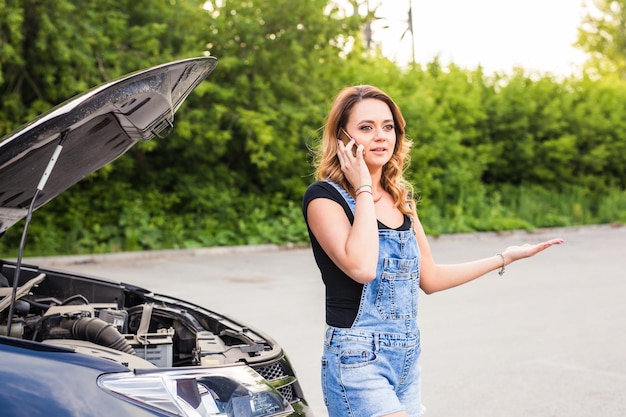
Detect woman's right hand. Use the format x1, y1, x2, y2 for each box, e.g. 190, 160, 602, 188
337, 139, 371, 190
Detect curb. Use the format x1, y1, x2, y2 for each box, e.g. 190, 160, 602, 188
22, 224, 623, 267
23, 243, 300, 267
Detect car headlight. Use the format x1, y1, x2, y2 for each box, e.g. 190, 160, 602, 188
99, 364, 294, 417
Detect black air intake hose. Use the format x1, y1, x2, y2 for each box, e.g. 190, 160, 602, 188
70, 317, 136, 355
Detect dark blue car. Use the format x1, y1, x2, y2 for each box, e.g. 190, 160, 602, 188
0, 58, 311, 417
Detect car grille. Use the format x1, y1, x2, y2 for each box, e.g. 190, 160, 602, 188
253, 360, 295, 403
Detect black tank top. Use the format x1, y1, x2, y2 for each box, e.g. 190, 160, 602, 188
302, 181, 410, 327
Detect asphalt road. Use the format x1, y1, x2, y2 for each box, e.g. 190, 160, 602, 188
29, 225, 626, 417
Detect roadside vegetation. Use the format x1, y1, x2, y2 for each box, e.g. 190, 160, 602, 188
1, 0, 625, 256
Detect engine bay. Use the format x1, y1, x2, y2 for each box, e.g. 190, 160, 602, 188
0, 261, 275, 371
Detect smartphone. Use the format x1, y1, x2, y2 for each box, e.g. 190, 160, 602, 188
337, 128, 357, 155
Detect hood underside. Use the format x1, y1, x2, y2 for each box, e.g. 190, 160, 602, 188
0, 56, 217, 234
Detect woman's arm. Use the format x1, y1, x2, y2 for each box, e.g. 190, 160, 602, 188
414, 216, 564, 294
306, 138, 380, 284
307, 192, 379, 284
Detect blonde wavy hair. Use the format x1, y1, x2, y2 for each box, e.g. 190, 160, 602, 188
313, 85, 416, 218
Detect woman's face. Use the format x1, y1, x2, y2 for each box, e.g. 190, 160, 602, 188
344, 98, 396, 169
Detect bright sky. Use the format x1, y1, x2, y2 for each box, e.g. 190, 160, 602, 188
372, 0, 589, 76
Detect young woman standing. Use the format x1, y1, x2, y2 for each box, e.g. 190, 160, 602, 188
302, 85, 563, 417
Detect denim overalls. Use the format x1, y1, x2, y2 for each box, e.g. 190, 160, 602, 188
322, 180, 425, 417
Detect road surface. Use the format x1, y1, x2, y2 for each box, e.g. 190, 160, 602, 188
28, 225, 626, 417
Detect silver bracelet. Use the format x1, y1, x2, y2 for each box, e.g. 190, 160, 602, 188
496, 253, 506, 276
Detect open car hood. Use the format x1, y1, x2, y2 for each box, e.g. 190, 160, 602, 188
0, 57, 217, 234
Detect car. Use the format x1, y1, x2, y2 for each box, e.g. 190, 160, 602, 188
0, 57, 312, 417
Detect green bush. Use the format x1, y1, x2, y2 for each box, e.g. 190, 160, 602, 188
1, 1, 625, 258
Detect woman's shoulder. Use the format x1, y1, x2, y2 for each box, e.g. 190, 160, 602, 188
303, 180, 353, 222
304, 180, 341, 200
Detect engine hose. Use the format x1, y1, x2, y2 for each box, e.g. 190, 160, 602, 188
71, 317, 136, 355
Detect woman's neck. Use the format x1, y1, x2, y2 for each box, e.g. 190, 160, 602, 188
369, 169, 383, 195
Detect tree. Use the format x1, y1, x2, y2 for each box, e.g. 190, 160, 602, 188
576, 0, 626, 78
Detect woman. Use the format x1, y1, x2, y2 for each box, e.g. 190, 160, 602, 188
302, 85, 563, 417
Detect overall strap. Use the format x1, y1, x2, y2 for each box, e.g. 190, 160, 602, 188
325, 179, 356, 214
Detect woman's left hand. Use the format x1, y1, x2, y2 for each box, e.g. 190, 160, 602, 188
502, 237, 564, 264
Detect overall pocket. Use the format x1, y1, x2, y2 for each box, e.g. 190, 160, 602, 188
376, 257, 418, 320
338, 339, 378, 368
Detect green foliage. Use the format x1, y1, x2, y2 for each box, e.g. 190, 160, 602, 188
576, 0, 626, 78
1, 0, 625, 258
